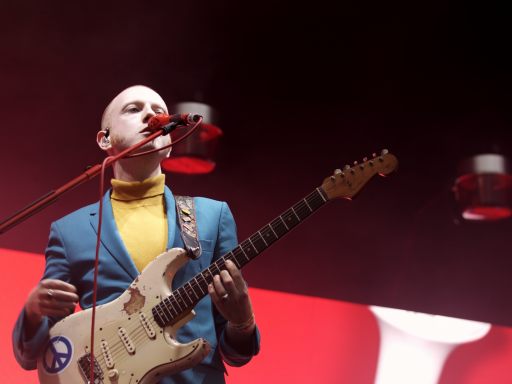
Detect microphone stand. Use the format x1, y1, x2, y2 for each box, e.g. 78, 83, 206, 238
0, 128, 168, 234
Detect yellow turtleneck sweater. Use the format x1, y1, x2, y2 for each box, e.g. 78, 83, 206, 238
111, 174, 168, 272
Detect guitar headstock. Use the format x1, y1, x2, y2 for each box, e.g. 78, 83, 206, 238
322, 150, 399, 201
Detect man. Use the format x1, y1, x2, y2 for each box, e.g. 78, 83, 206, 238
12, 85, 260, 383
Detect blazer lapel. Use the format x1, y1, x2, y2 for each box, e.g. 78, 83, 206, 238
89, 189, 140, 280
164, 186, 177, 250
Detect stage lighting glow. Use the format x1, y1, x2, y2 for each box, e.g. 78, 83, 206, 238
162, 102, 222, 174
454, 154, 512, 221
371, 306, 490, 384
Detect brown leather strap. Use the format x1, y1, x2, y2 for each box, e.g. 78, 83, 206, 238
175, 196, 202, 260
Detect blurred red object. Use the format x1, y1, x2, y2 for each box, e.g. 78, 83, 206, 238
161, 103, 222, 174
454, 154, 512, 221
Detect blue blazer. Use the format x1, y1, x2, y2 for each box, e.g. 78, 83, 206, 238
12, 186, 260, 381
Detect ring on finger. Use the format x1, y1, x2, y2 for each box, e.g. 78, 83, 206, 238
47, 289, 54, 299
221, 294, 228, 302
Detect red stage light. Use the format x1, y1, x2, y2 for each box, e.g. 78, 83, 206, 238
162, 103, 222, 175
455, 174, 512, 221
162, 157, 216, 174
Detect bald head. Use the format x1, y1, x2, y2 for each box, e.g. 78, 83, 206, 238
100, 85, 163, 132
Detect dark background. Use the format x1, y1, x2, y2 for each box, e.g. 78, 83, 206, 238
1, 1, 511, 325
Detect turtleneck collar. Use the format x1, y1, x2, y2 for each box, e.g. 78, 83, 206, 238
111, 174, 166, 201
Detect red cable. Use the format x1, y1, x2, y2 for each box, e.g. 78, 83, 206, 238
89, 117, 202, 381
90, 155, 111, 382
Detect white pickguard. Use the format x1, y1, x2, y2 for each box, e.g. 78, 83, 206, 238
37, 248, 212, 384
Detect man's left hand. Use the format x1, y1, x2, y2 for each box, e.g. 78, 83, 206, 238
208, 259, 253, 324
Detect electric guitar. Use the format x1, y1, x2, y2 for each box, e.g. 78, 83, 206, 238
37, 151, 398, 384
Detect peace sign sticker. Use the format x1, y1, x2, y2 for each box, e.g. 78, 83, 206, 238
41, 335, 74, 375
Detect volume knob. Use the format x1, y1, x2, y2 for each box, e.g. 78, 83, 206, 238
109, 369, 120, 381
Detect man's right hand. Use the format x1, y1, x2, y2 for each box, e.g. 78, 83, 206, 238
25, 279, 79, 329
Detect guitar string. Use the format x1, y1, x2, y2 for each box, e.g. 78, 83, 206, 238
89, 188, 330, 361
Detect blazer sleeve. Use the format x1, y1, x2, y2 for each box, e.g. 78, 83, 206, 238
211, 202, 261, 367
12, 221, 77, 370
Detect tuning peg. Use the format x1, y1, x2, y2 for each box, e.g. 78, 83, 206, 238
363, 157, 368, 162
343, 165, 350, 170
381, 149, 389, 155
372, 153, 377, 158
353, 161, 358, 165
334, 169, 346, 178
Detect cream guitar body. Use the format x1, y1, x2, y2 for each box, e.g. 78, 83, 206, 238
37, 248, 211, 384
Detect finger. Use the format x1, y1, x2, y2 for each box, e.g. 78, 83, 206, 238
225, 260, 245, 287
38, 287, 78, 304
213, 274, 227, 297
48, 290, 79, 303
41, 308, 73, 318
41, 298, 76, 312
41, 279, 77, 293
219, 270, 237, 295
208, 283, 222, 307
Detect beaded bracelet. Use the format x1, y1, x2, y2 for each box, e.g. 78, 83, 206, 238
228, 314, 256, 334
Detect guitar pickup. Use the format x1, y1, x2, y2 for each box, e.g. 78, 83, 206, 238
139, 312, 156, 339
118, 327, 136, 354
101, 340, 114, 369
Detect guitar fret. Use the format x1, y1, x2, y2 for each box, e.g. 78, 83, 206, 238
271, 219, 288, 237
171, 294, 184, 311
160, 301, 174, 322
159, 302, 172, 321
163, 299, 178, 317
269, 223, 279, 238
291, 207, 301, 221
258, 231, 269, 246
303, 198, 313, 212
194, 277, 205, 295
183, 286, 194, 303
211, 263, 221, 275
153, 309, 165, 325
279, 215, 289, 230
248, 238, 259, 254
306, 192, 325, 211
179, 288, 192, 307
202, 270, 212, 284
250, 234, 267, 254
316, 188, 327, 202
294, 200, 312, 219
229, 251, 241, 268
188, 282, 199, 300
239, 245, 250, 261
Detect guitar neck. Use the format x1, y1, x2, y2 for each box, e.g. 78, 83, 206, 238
152, 187, 329, 326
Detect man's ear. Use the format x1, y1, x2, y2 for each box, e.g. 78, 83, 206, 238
97, 130, 112, 151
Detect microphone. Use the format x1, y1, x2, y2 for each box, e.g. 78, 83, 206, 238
148, 113, 201, 134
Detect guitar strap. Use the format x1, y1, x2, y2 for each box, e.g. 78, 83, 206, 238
174, 196, 202, 260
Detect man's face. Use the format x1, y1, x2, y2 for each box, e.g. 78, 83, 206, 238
109, 86, 170, 155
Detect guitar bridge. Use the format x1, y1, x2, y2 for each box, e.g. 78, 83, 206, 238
77, 351, 104, 384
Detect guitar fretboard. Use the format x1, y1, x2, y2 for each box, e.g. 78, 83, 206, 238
152, 187, 329, 326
